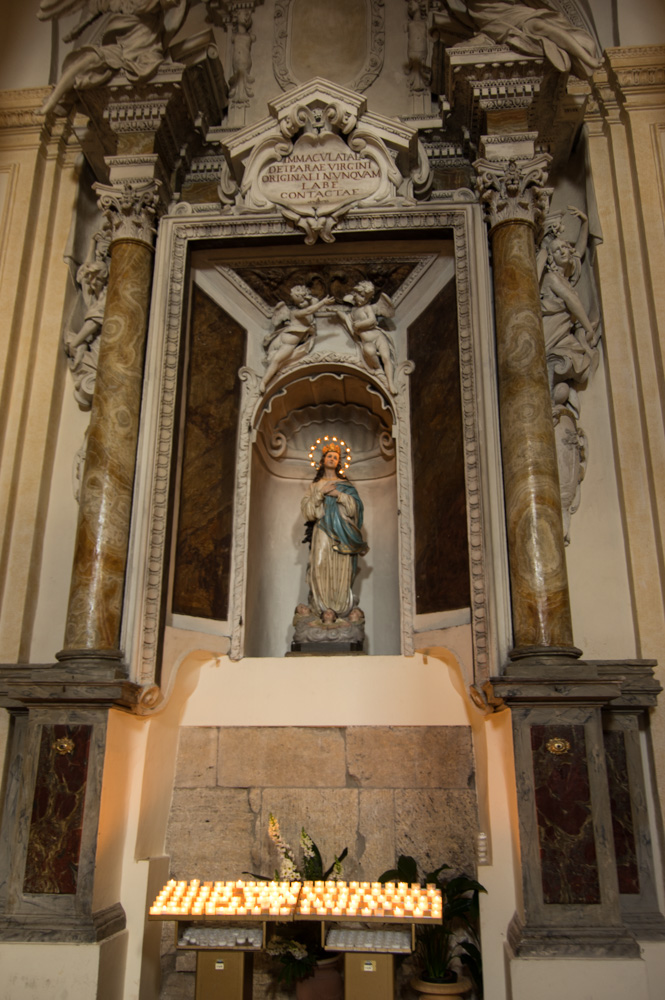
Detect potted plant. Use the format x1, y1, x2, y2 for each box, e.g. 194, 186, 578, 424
247, 815, 348, 998
379, 854, 485, 998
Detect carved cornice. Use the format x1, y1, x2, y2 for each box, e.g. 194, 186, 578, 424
75, 52, 227, 193
445, 45, 589, 173
474, 155, 552, 233
95, 180, 161, 247
0, 87, 52, 130
601, 45, 665, 112
0, 89, 82, 166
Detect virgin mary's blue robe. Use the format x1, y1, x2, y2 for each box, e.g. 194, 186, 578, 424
317, 481, 368, 577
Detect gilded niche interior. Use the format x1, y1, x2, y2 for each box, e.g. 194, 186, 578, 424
168, 241, 469, 657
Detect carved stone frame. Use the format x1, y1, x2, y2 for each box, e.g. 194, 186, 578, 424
273, 0, 385, 94
123, 201, 510, 700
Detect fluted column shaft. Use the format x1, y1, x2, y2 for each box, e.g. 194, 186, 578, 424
476, 157, 577, 656
62, 183, 158, 654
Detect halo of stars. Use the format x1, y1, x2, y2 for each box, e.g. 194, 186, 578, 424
308, 434, 352, 470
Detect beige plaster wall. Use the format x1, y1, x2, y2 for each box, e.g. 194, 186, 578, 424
586, 46, 665, 828
0, 90, 80, 665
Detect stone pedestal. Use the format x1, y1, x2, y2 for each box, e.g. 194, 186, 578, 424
0, 705, 124, 941
495, 662, 639, 957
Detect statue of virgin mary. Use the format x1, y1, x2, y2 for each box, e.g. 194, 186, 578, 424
301, 440, 368, 619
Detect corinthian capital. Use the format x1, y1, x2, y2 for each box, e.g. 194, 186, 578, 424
94, 180, 162, 247
474, 156, 552, 233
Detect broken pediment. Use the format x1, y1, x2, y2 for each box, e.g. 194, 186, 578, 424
218, 78, 426, 244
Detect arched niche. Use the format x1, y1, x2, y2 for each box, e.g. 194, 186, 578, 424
245, 366, 399, 657
125, 209, 510, 699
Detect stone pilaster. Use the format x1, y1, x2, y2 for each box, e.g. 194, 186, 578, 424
475, 156, 578, 658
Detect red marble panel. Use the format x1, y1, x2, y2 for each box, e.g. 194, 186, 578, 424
603, 728, 640, 894
408, 277, 469, 615
23, 725, 92, 895
531, 724, 601, 904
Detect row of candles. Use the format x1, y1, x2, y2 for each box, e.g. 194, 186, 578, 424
149, 879, 442, 921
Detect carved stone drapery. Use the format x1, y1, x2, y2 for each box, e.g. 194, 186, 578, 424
475, 156, 577, 657
60, 182, 158, 658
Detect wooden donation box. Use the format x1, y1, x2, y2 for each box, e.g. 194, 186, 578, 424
149, 878, 443, 999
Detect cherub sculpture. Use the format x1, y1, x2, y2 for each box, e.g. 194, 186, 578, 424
260, 285, 334, 394
537, 206, 599, 402
335, 281, 397, 394
64, 258, 109, 409
37, 0, 189, 115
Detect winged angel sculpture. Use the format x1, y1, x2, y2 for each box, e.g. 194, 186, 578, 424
37, 0, 189, 115
260, 286, 334, 394
334, 281, 398, 395
431, 0, 600, 79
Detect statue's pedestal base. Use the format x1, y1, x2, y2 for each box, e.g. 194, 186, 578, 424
288, 641, 365, 655
290, 605, 366, 653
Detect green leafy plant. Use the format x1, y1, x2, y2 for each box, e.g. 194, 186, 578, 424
245, 815, 349, 986
266, 933, 319, 987
379, 854, 485, 993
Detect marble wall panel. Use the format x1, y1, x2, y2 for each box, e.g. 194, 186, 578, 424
166, 787, 259, 881
357, 788, 396, 878
217, 727, 347, 788
23, 725, 92, 895
531, 724, 601, 904
408, 278, 470, 615
172, 286, 246, 621
174, 727, 218, 788
346, 726, 473, 788
603, 728, 640, 895
165, 725, 478, 889
260, 787, 361, 878
394, 789, 478, 876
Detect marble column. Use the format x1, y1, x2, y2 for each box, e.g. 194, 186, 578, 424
475, 157, 578, 659
59, 181, 159, 659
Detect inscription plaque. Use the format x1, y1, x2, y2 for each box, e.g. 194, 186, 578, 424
259, 133, 381, 214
